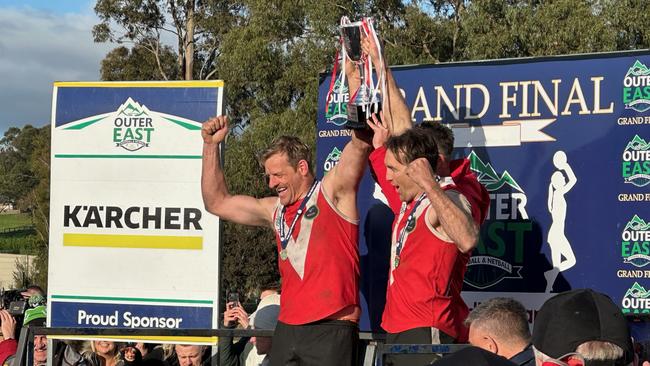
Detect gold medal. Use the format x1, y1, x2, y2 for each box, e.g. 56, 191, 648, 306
280, 249, 288, 260
394, 255, 400, 268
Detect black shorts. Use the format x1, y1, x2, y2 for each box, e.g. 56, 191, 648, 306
384, 327, 455, 366
269, 319, 359, 366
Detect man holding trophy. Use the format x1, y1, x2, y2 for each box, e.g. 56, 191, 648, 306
201, 20, 374, 363
361, 31, 490, 365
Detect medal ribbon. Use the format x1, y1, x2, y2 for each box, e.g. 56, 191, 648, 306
394, 193, 427, 264
278, 180, 320, 251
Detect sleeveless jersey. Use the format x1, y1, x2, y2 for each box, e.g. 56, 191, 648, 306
273, 182, 360, 325
381, 180, 470, 339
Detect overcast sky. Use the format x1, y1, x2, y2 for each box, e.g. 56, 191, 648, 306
0, 0, 115, 137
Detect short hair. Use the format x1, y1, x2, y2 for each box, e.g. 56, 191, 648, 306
174, 344, 206, 354
576, 341, 626, 364
417, 122, 454, 157
533, 343, 629, 366
385, 128, 438, 171
26, 285, 45, 295
260, 281, 281, 294
465, 297, 530, 345
258, 136, 313, 174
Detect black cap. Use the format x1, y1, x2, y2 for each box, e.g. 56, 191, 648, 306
434, 346, 517, 366
532, 289, 633, 363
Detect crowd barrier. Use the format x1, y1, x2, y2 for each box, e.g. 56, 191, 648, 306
25, 328, 465, 366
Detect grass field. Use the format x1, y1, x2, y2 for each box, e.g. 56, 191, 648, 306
0, 214, 38, 254
0, 213, 32, 230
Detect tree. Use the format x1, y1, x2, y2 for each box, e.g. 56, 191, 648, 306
0, 126, 41, 207
101, 41, 179, 80
94, 0, 241, 80
0, 125, 50, 289
90, 0, 650, 299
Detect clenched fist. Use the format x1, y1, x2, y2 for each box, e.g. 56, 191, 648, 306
406, 158, 437, 192
202, 115, 229, 145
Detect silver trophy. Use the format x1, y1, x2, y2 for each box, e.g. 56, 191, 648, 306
340, 20, 382, 129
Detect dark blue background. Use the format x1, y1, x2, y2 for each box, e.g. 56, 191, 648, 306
55, 86, 220, 126
50, 301, 213, 329
317, 51, 650, 331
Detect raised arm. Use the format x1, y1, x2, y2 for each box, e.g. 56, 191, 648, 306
406, 158, 479, 253
201, 116, 276, 227
322, 129, 372, 219
367, 113, 402, 213
562, 163, 577, 192
361, 35, 412, 135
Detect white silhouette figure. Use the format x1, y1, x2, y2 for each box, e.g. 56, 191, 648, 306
544, 151, 577, 293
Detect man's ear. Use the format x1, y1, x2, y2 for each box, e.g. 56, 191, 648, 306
484, 335, 498, 354
436, 153, 450, 176
297, 159, 310, 176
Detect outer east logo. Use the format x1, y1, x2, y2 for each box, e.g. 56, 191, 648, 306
325, 79, 348, 127
622, 282, 650, 315
621, 215, 650, 268
623, 60, 650, 113
622, 135, 650, 188
323, 147, 342, 173
464, 152, 528, 290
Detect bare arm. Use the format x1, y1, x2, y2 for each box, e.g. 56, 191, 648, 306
362, 35, 412, 135
201, 116, 276, 227
407, 158, 479, 253
322, 130, 372, 219
547, 183, 554, 212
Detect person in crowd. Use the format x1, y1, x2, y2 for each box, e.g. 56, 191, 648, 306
120, 344, 142, 366
532, 289, 644, 366
20, 285, 45, 301
360, 35, 488, 366
52, 340, 88, 366
465, 298, 534, 366
83, 341, 123, 366
201, 68, 371, 365
220, 286, 280, 366
172, 345, 205, 366
134, 343, 165, 365
248, 304, 280, 366
435, 346, 517, 366
0, 303, 49, 366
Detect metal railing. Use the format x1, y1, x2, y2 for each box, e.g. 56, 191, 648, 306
23, 327, 465, 366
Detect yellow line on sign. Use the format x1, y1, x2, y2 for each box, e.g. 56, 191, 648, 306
63, 233, 203, 250
49, 335, 218, 345
53, 81, 224, 88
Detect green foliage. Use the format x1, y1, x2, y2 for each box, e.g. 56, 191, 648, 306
101, 41, 179, 81
0, 214, 31, 230
0, 231, 38, 255
0, 126, 49, 289
87, 0, 650, 301
13, 255, 38, 289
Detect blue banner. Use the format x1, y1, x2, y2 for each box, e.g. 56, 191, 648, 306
50, 301, 213, 329
317, 51, 650, 331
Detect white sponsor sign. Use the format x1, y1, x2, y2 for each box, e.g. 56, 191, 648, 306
48, 81, 223, 344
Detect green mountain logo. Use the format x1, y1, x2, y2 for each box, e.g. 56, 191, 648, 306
118, 99, 148, 117
624, 215, 650, 232
469, 151, 523, 192
624, 282, 650, 299
625, 135, 650, 152
626, 60, 650, 77
326, 147, 342, 162
323, 146, 342, 173
624, 61, 650, 112
325, 79, 349, 126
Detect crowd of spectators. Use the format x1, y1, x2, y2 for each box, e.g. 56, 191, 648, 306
0, 282, 646, 366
